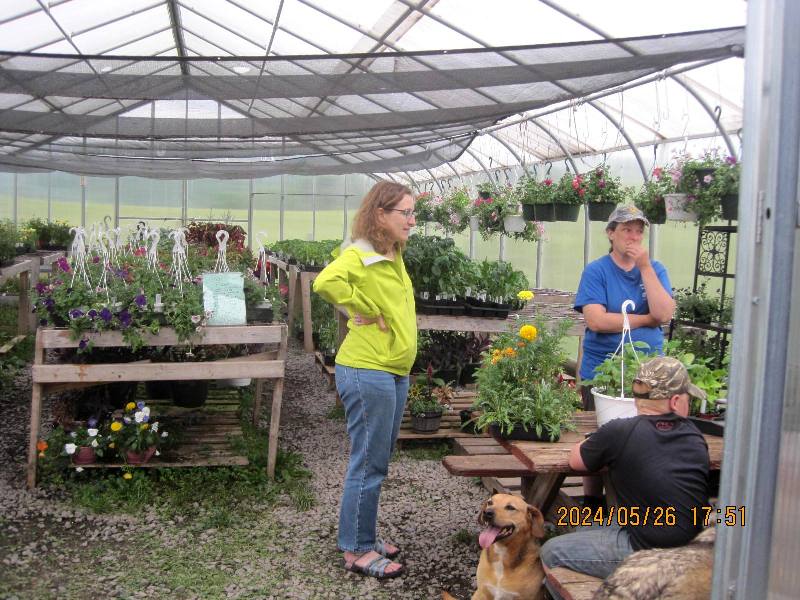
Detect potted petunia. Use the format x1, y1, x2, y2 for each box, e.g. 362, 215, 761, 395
432, 186, 471, 235
517, 175, 557, 222
414, 191, 436, 223
108, 400, 168, 464
584, 165, 624, 221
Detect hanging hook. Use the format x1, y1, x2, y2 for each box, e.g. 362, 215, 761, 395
545, 161, 553, 176
713, 105, 722, 123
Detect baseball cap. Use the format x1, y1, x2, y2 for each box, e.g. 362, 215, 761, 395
607, 205, 650, 227
633, 356, 707, 401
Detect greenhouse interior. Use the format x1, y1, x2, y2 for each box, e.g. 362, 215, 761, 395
0, 1, 796, 599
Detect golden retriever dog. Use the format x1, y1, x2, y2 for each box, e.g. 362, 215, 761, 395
444, 493, 546, 600
592, 527, 716, 600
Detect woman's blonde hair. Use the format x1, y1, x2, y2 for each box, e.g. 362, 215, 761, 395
351, 181, 413, 254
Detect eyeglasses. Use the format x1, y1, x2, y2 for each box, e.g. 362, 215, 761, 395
384, 208, 415, 219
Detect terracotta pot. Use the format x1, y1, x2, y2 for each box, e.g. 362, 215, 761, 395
125, 447, 156, 464
72, 446, 97, 465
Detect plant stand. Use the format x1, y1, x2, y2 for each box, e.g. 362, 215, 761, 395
26, 325, 288, 488
0, 252, 64, 335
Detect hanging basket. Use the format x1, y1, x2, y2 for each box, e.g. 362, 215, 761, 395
535, 204, 556, 221
720, 193, 738, 221
521, 204, 537, 220
587, 202, 617, 222
591, 388, 637, 427
664, 193, 698, 222
554, 203, 581, 222
502, 214, 526, 233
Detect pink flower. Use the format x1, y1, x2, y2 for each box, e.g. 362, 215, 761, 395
703, 175, 713, 184
578, 189, 586, 198
725, 156, 737, 165
598, 180, 606, 189
653, 167, 663, 179
543, 178, 553, 186
571, 177, 581, 190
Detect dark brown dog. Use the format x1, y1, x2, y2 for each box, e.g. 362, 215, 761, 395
444, 493, 546, 600
592, 527, 716, 600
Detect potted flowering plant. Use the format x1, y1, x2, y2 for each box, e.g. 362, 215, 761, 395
414, 191, 436, 223
62, 419, 108, 465
108, 400, 168, 464
517, 175, 556, 222
471, 318, 579, 441
471, 184, 543, 242
553, 172, 586, 222
432, 187, 471, 235
408, 365, 452, 433
584, 165, 624, 221
633, 167, 674, 224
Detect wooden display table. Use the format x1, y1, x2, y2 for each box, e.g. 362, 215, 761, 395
27, 324, 288, 488
0, 251, 65, 335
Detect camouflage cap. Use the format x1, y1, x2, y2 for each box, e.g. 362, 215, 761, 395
634, 356, 707, 401
607, 205, 650, 227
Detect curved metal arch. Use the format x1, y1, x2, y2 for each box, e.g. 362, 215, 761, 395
396, 0, 650, 179
540, 0, 738, 158
486, 132, 532, 177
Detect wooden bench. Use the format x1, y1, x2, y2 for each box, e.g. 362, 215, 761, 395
544, 566, 603, 600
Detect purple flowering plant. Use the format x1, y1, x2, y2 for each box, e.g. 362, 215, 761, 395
668, 150, 740, 226
108, 400, 168, 453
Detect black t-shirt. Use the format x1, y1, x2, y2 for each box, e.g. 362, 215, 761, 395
580, 413, 710, 550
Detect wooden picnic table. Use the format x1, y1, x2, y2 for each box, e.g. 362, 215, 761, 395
494, 411, 724, 515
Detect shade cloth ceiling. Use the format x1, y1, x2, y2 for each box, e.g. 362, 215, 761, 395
0, 27, 744, 179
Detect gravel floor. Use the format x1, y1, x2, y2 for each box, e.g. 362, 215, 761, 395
0, 340, 487, 599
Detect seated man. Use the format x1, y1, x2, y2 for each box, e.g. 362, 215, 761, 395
540, 356, 710, 596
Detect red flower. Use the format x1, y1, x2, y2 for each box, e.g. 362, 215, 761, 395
543, 178, 553, 186
578, 189, 586, 197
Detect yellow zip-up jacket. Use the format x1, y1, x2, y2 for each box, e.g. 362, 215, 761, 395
312, 239, 417, 376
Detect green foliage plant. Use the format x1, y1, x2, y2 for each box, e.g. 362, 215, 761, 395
517, 175, 556, 205
584, 341, 653, 398
633, 167, 676, 223
0, 219, 17, 263
473, 260, 530, 304
673, 283, 729, 325
404, 234, 473, 298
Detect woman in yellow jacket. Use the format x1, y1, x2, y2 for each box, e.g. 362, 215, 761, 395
313, 181, 417, 580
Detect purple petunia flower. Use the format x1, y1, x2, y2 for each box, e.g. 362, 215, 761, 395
119, 309, 132, 328
99, 307, 112, 323
92, 255, 100, 264
598, 180, 606, 189
35, 282, 48, 294
134, 294, 147, 308
57, 257, 70, 273
87, 309, 98, 319
726, 156, 737, 165
69, 309, 84, 319
44, 297, 55, 308
78, 339, 88, 350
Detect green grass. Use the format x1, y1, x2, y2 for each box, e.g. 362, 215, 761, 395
325, 404, 345, 420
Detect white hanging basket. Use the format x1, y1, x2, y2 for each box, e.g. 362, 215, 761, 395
469, 216, 480, 231
664, 193, 698, 222
502, 215, 526, 233
591, 388, 637, 427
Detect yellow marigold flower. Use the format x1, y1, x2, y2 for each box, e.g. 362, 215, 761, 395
517, 290, 534, 301
110, 421, 122, 432
125, 402, 136, 411
519, 325, 538, 341
123, 473, 133, 480
140, 423, 149, 430
491, 356, 501, 365
503, 347, 517, 358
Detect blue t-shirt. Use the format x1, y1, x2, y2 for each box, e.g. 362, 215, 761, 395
574, 254, 672, 381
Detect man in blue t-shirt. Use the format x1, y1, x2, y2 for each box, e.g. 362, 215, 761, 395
574, 205, 675, 405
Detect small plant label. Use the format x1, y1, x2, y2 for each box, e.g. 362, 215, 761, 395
203, 272, 246, 326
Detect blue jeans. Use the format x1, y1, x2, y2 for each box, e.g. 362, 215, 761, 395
335, 365, 409, 553
540, 525, 635, 598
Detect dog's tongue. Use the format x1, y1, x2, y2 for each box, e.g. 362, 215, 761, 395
479, 526, 502, 549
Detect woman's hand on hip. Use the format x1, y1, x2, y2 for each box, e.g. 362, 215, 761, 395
353, 313, 388, 332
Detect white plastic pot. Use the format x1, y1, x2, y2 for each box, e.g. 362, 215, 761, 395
591, 388, 637, 427
663, 193, 698, 222
502, 214, 526, 233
